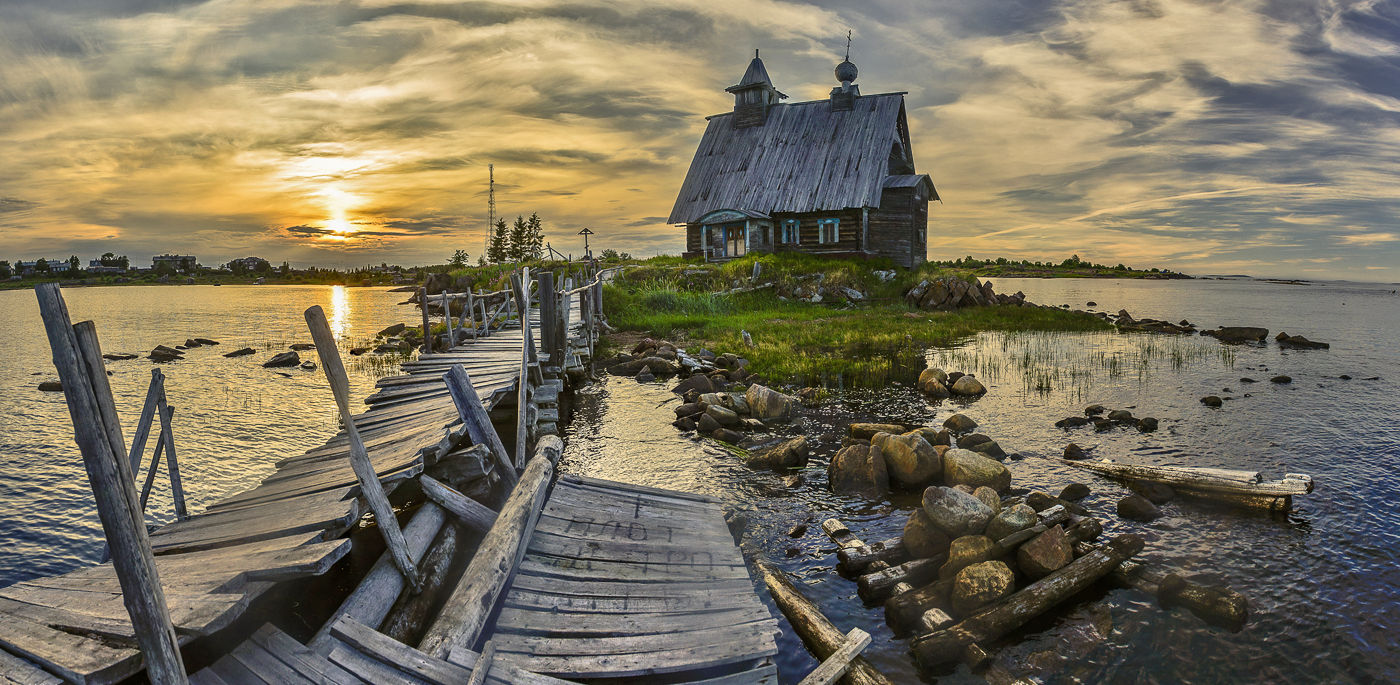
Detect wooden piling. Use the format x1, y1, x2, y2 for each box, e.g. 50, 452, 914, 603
305, 305, 423, 594
512, 269, 530, 470
466, 291, 477, 340
442, 291, 454, 348
442, 365, 517, 486
128, 369, 164, 479
35, 284, 188, 684
537, 271, 557, 365
420, 287, 432, 354
156, 400, 187, 520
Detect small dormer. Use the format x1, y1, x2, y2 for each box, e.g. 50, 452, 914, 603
726, 50, 787, 129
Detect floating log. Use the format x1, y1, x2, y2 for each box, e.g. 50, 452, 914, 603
754, 560, 894, 685
1071, 538, 1249, 631
799, 628, 872, 685
378, 521, 464, 644
838, 539, 908, 576
912, 534, 1145, 668
1055, 458, 1312, 509
857, 557, 941, 603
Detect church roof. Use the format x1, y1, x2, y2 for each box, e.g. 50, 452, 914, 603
668, 93, 918, 224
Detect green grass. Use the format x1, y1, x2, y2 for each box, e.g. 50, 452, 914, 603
602, 256, 1113, 387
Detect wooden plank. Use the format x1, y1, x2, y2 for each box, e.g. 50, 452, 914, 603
559, 473, 721, 504
518, 555, 751, 583
685, 660, 779, 685
524, 535, 746, 569
247, 624, 359, 685
493, 605, 774, 637
228, 639, 314, 685
327, 644, 427, 685
0, 608, 140, 685
493, 622, 779, 678
502, 585, 760, 615
444, 647, 577, 685
0, 642, 65, 685
205, 652, 263, 685
329, 616, 473, 685
418, 436, 563, 658
420, 475, 496, 533
798, 628, 871, 685
464, 641, 494, 685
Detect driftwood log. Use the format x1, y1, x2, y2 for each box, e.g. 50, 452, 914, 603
912, 534, 1145, 668
857, 557, 941, 603
1071, 539, 1249, 631
379, 522, 465, 643
754, 560, 894, 685
838, 539, 908, 575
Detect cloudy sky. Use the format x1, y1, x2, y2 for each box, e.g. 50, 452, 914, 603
1, 0, 1398, 279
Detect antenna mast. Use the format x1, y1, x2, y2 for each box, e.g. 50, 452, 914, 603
484, 164, 496, 257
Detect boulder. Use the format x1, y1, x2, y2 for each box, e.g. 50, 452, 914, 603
1132, 481, 1175, 504
1276, 332, 1329, 350
712, 428, 744, 444
377, 323, 406, 337
941, 535, 995, 580
697, 392, 725, 408
903, 509, 952, 559
951, 560, 1015, 617
349, 347, 370, 356
674, 403, 704, 418
1016, 524, 1074, 580
1202, 326, 1268, 343
942, 414, 978, 432
183, 338, 201, 347
696, 413, 721, 433
972, 486, 1001, 514
922, 486, 994, 537
745, 437, 809, 471
849, 422, 906, 440
149, 345, 184, 362
299, 361, 316, 371
1084, 404, 1106, 416
942, 448, 1012, 492
1093, 418, 1114, 432
635, 367, 656, 382
827, 443, 889, 498
608, 356, 678, 377
262, 351, 300, 368
950, 375, 987, 396
729, 393, 750, 415
1059, 483, 1091, 501
672, 417, 697, 431
289, 343, 316, 351
984, 503, 1037, 540
1270, 375, 1292, 384
193, 338, 219, 346
1201, 395, 1223, 407
903, 427, 943, 446
1026, 490, 1087, 516
1137, 417, 1159, 432
38, 381, 63, 392
223, 347, 255, 358
1063, 443, 1086, 460
1107, 409, 1134, 422
1056, 416, 1090, 428
956, 433, 993, 449
674, 373, 715, 395
969, 440, 1007, 461
705, 405, 739, 427
1117, 494, 1162, 522
745, 384, 794, 421
917, 370, 952, 398
871, 432, 942, 488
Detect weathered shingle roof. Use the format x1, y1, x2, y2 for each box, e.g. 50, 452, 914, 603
883, 174, 939, 201
668, 93, 911, 224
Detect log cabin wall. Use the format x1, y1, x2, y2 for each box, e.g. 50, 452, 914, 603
771, 209, 864, 255
868, 187, 929, 268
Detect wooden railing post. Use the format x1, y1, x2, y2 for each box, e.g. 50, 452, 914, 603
35, 284, 188, 684
127, 368, 164, 479
419, 287, 432, 354
305, 305, 423, 593
537, 271, 556, 365
156, 399, 187, 520
442, 365, 517, 486
441, 291, 454, 349
465, 291, 476, 340
511, 269, 531, 469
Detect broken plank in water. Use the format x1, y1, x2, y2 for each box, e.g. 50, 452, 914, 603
329, 615, 473, 685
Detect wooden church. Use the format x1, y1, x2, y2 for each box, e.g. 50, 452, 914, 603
669, 49, 938, 268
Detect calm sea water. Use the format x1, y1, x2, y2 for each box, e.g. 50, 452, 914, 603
0, 285, 412, 585
561, 277, 1400, 683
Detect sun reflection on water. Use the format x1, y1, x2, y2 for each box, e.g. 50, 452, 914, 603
330, 285, 349, 339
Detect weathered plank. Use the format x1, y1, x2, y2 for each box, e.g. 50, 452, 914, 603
329, 615, 473, 685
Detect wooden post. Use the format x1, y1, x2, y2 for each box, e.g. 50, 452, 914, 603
442, 291, 454, 349
442, 365, 517, 486
466, 291, 477, 340
305, 305, 423, 593
420, 287, 432, 354
537, 271, 556, 365
513, 269, 530, 470
420, 475, 497, 533
418, 435, 563, 658
127, 369, 164, 479
477, 296, 489, 337
34, 284, 188, 684
154, 396, 187, 520
754, 560, 893, 685
138, 416, 166, 512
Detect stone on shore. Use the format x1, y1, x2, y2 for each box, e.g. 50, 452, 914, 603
744, 437, 809, 471
607, 356, 678, 377
972, 486, 1001, 514
968, 440, 1007, 460
950, 375, 987, 396
943, 413, 978, 432
673, 373, 716, 395
904, 509, 952, 559
903, 427, 944, 446
674, 403, 704, 418
917, 369, 952, 399
696, 413, 720, 433
1017, 524, 1074, 580
704, 405, 740, 427
377, 323, 407, 337
984, 503, 1037, 540
745, 384, 794, 421
1201, 395, 1223, 407
1118, 493, 1162, 521
942, 448, 1012, 492
1064, 443, 1086, 460
635, 367, 656, 382
262, 351, 300, 368
951, 560, 1015, 617
711, 428, 744, 444
922, 486, 994, 537
872, 432, 942, 488
941, 535, 995, 580
1059, 483, 1091, 501
849, 422, 906, 440
957, 433, 993, 449
828, 443, 889, 498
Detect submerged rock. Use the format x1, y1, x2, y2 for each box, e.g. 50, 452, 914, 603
1202, 326, 1268, 343
711, 428, 744, 444
262, 351, 300, 368
1063, 443, 1087, 460
1084, 404, 1106, 416
349, 347, 370, 356
1137, 417, 1159, 432
1132, 481, 1175, 504
1275, 332, 1329, 350
828, 443, 889, 498
1270, 375, 1292, 384
1107, 409, 1134, 422
1201, 395, 1223, 407
1059, 483, 1091, 501
1117, 493, 1162, 522
1056, 416, 1090, 428
38, 380, 63, 392
299, 360, 316, 371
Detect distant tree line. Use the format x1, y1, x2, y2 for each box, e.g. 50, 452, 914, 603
933, 255, 1171, 274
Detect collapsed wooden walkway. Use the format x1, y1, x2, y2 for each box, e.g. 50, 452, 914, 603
2, 267, 782, 684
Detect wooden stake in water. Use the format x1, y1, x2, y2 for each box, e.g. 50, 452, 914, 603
443, 365, 517, 486
513, 269, 530, 469
305, 305, 423, 593
156, 399, 186, 520
127, 368, 164, 479
35, 284, 188, 684
420, 287, 432, 354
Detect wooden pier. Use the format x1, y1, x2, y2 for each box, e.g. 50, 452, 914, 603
1, 267, 787, 684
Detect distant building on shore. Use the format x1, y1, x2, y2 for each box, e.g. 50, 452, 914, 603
88, 260, 125, 274
17, 260, 72, 276
231, 256, 270, 272
152, 254, 197, 273
668, 49, 938, 268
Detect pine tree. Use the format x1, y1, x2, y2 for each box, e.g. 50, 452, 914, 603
487, 217, 509, 263
522, 212, 545, 261
507, 215, 529, 262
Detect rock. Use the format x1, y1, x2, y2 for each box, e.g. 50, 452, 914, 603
917, 368, 951, 398
1092, 418, 1114, 432
947, 371, 965, 385
922, 486, 994, 537
1056, 416, 1090, 428
193, 338, 219, 346
223, 347, 255, 358
1117, 494, 1162, 522
849, 422, 906, 440
377, 323, 406, 337
38, 381, 63, 392
1137, 417, 1159, 432
705, 405, 740, 427
1084, 405, 1106, 416
969, 440, 1007, 460
349, 347, 370, 356
729, 393, 750, 415
675, 403, 705, 419
103, 353, 140, 361
795, 387, 823, 406
1158, 574, 1251, 631
972, 486, 1001, 514
903, 427, 942, 446
871, 432, 942, 488
1107, 409, 1134, 422
673, 374, 716, 395
745, 437, 810, 471
635, 367, 656, 382
957, 433, 993, 449
607, 356, 678, 377
184, 338, 202, 347
941, 535, 995, 580
1240, 377, 1257, 383
696, 413, 720, 433
1202, 326, 1268, 343
984, 503, 1037, 540
1087, 301, 1097, 307
1276, 332, 1329, 350
289, 343, 316, 351
828, 443, 889, 498
262, 351, 300, 368
783, 474, 805, 488
1026, 490, 1086, 516
672, 417, 697, 431
1059, 483, 1091, 501
1016, 524, 1074, 580
1201, 395, 1223, 407
787, 523, 808, 538
1063, 443, 1086, 460
1270, 375, 1292, 384
712, 428, 744, 444
299, 360, 316, 371
950, 375, 987, 396
951, 560, 1015, 617
904, 509, 952, 559
745, 384, 794, 421
149, 345, 184, 362
1132, 482, 1175, 504
942, 448, 1012, 493
942, 414, 978, 432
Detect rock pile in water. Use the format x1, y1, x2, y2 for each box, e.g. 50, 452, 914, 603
904, 277, 1025, 311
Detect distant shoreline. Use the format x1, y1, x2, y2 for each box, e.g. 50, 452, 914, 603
0, 276, 400, 292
